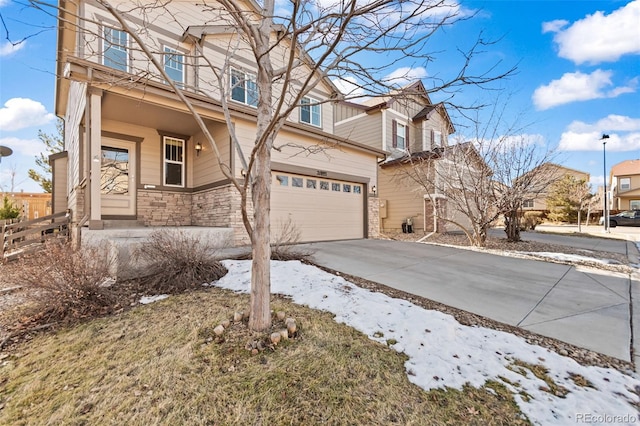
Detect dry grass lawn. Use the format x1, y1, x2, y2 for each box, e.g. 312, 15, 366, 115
0, 288, 529, 425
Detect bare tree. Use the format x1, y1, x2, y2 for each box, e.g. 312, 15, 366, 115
20, 0, 515, 331
396, 101, 555, 246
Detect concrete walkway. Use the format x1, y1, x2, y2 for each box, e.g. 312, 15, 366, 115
305, 239, 636, 365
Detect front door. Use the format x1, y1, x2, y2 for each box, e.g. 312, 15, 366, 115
101, 138, 136, 216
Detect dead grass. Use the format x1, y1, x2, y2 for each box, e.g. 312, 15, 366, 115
0, 288, 530, 425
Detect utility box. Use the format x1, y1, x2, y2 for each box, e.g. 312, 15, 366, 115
379, 199, 387, 219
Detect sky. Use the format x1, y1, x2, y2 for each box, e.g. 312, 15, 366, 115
205, 258, 640, 425
0, 0, 638, 193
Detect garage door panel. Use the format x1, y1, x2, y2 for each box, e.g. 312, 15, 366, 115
271, 173, 364, 242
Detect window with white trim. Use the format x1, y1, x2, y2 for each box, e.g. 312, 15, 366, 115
523, 199, 534, 208
164, 46, 184, 87
392, 120, 407, 150
103, 27, 128, 71
620, 177, 631, 191
164, 136, 185, 187
631, 200, 640, 210
231, 69, 258, 107
433, 130, 442, 148
300, 97, 321, 127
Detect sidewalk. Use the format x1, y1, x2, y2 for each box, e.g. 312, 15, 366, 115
536, 224, 640, 242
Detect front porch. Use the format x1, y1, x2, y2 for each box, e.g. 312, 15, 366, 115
81, 224, 234, 278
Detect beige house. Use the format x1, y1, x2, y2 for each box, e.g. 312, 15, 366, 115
521, 163, 590, 212
52, 0, 385, 245
610, 159, 640, 211
334, 81, 459, 233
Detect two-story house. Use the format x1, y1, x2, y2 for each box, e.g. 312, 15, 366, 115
334, 81, 459, 233
51, 0, 385, 246
521, 163, 590, 212
610, 159, 640, 211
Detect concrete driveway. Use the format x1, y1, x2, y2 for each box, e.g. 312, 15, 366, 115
305, 238, 637, 364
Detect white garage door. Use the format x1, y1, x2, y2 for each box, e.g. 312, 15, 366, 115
271, 172, 365, 242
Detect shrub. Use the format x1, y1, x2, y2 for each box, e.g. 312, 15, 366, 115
3, 240, 117, 328
271, 218, 313, 261
132, 229, 228, 293
0, 196, 21, 220
522, 211, 544, 231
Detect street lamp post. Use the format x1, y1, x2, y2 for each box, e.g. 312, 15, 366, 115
601, 134, 610, 232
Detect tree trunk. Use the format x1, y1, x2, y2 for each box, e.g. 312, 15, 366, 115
249, 138, 272, 332
504, 210, 521, 242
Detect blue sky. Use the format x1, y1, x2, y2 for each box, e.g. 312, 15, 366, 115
0, 0, 638, 193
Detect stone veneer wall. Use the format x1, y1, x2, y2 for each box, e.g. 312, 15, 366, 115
368, 196, 380, 238
137, 189, 192, 226
191, 184, 252, 246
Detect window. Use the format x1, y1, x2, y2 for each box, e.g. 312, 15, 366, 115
103, 27, 128, 71
320, 181, 329, 190
353, 185, 361, 194
392, 120, 407, 150
332, 182, 341, 192
300, 97, 321, 127
620, 178, 631, 191
231, 69, 258, 107
307, 179, 317, 189
164, 47, 184, 86
343, 184, 351, 193
292, 177, 303, 188
523, 199, 534, 208
164, 137, 184, 187
433, 130, 442, 148
276, 175, 288, 186
631, 200, 640, 210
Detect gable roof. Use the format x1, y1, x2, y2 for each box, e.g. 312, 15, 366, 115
611, 159, 640, 176
360, 80, 432, 109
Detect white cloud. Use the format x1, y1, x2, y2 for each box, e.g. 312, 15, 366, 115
0, 136, 47, 157
382, 67, 428, 87
558, 131, 640, 152
546, 0, 640, 64
0, 98, 55, 131
532, 70, 636, 110
0, 0, 10, 7
541, 19, 568, 34
567, 114, 640, 133
0, 40, 25, 57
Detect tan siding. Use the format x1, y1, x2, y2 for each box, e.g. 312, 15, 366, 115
52, 156, 68, 214
193, 124, 231, 186
378, 165, 426, 232
65, 81, 87, 193
334, 113, 382, 150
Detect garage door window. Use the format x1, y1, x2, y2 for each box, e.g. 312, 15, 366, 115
332, 182, 340, 191
276, 175, 288, 186
307, 179, 317, 189
354, 185, 361, 194
343, 184, 351, 193
292, 177, 303, 188
320, 181, 329, 190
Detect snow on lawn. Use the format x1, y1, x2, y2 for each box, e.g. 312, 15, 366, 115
518, 252, 620, 265
212, 260, 640, 426
139, 294, 169, 305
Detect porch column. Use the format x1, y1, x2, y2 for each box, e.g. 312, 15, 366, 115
89, 88, 103, 229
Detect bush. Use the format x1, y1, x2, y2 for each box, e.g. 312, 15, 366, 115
132, 229, 228, 293
3, 241, 117, 328
0, 196, 21, 220
271, 218, 313, 261
522, 211, 544, 231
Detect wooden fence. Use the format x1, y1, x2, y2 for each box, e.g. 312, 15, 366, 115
1, 210, 71, 260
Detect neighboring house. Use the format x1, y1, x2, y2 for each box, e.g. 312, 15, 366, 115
610, 159, 640, 211
334, 81, 459, 233
521, 163, 590, 212
1, 192, 52, 220
52, 0, 385, 246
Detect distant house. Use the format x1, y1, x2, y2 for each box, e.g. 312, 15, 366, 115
334, 81, 464, 234
610, 159, 640, 211
521, 163, 590, 212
